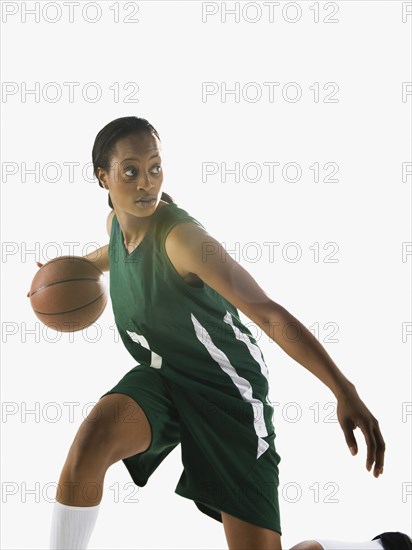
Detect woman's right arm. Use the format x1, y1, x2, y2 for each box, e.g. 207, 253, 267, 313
27, 211, 115, 297
82, 210, 114, 272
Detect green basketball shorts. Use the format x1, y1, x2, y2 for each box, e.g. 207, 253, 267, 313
100, 361, 282, 535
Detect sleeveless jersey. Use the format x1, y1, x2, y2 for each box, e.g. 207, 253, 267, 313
108, 201, 275, 458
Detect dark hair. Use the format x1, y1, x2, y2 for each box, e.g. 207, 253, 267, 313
92, 116, 174, 209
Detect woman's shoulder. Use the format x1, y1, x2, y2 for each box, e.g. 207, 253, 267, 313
106, 209, 115, 236
152, 201, 206, 247
156, 200, 202, 224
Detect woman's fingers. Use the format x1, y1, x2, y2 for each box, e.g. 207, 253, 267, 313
358, 417, 385, 477
27, 261, 44, 297
341, 416, 358, 455
372, 424, 386, 476
359, 419, 377, 472
337, 396, 385, 478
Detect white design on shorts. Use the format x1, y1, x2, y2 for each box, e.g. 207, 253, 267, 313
126, 330, 162, 369
191, 313, 269, 460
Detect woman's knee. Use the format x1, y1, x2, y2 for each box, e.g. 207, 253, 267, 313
68, 393, 152, 468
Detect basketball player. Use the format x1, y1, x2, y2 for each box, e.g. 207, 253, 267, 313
39, 117, 410, 549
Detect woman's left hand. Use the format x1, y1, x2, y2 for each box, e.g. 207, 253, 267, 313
336, 388, 386, 478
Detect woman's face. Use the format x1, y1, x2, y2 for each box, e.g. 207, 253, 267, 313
97, 131, 164, 217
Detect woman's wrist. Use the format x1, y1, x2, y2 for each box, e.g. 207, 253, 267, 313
332, 377, 358, 400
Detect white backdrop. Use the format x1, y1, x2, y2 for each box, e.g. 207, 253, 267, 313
1, 1, 411, 549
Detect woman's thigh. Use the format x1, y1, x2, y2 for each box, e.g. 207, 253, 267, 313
68, 393, 152, 467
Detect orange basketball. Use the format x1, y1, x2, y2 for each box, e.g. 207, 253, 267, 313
29, 256, 107, 332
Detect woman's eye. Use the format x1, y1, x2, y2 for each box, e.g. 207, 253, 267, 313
124, 167, 137, 177
124, 165, 161, 177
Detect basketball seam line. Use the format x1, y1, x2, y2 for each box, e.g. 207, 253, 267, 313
30, 277, 102, 296
33, 291, 106, 315
39, 256, 104, 275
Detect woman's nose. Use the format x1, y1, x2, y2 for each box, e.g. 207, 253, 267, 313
136, 174, 153, 190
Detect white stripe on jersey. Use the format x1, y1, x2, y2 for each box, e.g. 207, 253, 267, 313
191, 313, 269, 460
223, 311, 272, 406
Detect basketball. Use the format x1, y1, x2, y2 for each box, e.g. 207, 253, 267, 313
28, 256, 108, 332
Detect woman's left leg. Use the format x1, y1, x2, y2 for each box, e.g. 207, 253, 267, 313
221, 511, 282, 550
221, 521, 380, 550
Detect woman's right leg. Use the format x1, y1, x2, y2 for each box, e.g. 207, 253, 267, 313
50, 393, 152, 549
54, 393, 152, 506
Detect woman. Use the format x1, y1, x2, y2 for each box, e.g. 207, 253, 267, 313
42, 116, 410, 550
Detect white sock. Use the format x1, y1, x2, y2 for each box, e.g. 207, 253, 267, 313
49, 501, 100, 549
313, 539, 384, 550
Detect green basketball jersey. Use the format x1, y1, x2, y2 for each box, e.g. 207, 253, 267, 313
108, 201, 275, 459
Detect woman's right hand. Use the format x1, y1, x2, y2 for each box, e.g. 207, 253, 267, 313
27, 261, 44, 297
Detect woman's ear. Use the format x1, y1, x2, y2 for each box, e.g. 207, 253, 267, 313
96, 167, 108, 189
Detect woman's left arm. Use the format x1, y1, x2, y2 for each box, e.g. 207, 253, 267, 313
165, 222, 386, 478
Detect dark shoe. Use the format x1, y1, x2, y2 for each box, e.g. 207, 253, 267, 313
372, 532, 412, 550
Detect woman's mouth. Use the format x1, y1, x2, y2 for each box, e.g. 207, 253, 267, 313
135, 198, 156, 208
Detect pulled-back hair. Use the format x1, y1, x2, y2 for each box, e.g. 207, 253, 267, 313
92, 116, 174, 208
